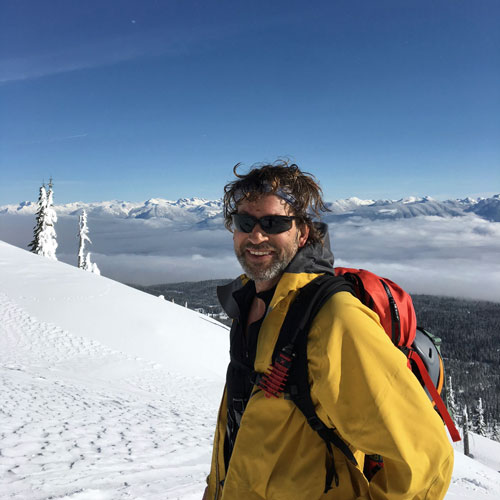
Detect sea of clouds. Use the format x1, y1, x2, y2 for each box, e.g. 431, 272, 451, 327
1, 210, 499, 301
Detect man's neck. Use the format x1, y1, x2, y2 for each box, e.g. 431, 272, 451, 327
254, 275, 281, 293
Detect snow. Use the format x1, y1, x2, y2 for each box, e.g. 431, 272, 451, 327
1, 240, 499, 499
453, 433, 500, 473
447, 450, 500, 499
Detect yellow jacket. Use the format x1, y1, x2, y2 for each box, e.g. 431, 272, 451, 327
207, 244, 453, 500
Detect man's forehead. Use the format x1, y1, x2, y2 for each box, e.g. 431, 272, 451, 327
236, 193, 293, 215
234, 182, 297, 208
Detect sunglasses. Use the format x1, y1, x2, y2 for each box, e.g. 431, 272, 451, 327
232, 213, 298, 234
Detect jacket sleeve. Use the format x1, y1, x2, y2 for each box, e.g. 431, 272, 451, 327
307, 291, 454, 500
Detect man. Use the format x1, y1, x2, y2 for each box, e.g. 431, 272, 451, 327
204, 161, 453, 499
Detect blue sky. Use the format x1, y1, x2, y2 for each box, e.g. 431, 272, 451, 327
1, 0, 499, 204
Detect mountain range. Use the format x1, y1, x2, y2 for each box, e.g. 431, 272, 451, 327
2, 194, 499, 223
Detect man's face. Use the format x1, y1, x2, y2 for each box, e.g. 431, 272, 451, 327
233, 194, 309, 290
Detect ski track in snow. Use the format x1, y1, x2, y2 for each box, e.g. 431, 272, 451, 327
0, 293, 218, 499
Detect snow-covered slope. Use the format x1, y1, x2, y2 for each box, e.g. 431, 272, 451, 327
0, 241, 228, 380
0, 241, 228, 499
1, 241, 500, 499
448, 432, 500, 499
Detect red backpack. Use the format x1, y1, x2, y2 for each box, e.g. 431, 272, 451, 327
333, 268, 458, 438
334, 267, 416, 347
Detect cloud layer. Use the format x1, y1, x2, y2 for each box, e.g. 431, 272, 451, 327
1, 213, 499, 301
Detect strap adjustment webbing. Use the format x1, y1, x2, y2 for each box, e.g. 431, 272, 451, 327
408, 350, 461, 442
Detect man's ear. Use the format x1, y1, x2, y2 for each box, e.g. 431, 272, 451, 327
297, 223, 309, 248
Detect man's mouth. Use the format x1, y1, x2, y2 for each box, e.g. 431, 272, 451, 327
245, 246, 275, 259
247, 249, 272, 256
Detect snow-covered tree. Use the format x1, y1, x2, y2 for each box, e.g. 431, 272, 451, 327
492, 420, 500, 443
28, 184, 47, 254
462, 405, 471, 457
78, 210, 91, 269
447, 376, 460, 425
28, 180, 58, 260
85, 252, 100, 275
77, 210, 100, 274
472, 397, 487, 437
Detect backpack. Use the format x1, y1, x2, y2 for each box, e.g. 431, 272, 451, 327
254, 269, 460, 490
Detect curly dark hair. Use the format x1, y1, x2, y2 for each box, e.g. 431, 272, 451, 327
223, 160, 329, 245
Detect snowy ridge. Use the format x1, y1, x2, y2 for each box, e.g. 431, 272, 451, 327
0, 197, 224, 224
2, 194, 500, 222
325, 195, 500, 222
1, 241, 500, 498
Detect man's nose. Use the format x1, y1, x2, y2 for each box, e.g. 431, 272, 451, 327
247, 223, 269, 244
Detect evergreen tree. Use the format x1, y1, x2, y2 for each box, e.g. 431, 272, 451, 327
77, 210, 100, 274
29, 180, 58, 260
447, 376, 460, 425
473, 397, 487, 437
462, 405, 471, 457
28, 184, 47, 253
492, 421, 500, 443
41, 178, 58, 260
78, 210, 91, 269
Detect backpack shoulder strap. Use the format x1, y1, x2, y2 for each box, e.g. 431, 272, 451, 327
256, 274, 352, 399
273, 273, 354, 353
276, 274, 358, 491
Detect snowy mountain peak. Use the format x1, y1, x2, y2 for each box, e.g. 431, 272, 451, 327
401, 196, 420, 204
458, 196, 479, 205
144, 198, 162, 205
344, 196, 375, 205
175, 197, 210, 206
19, 200, 36, 209
399, 195, 435, 204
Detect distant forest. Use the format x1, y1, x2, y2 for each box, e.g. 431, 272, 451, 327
412, 294, 500, 428
131, 280, 500, 433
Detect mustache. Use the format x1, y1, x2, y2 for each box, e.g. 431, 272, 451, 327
244, 243, 276, 252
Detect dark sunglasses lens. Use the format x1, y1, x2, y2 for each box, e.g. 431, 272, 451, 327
260, 216, 294, 234
233, 214, 294, 234
233, 214, 256, 232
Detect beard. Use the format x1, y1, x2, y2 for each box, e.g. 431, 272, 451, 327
235, 235, 300, 283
